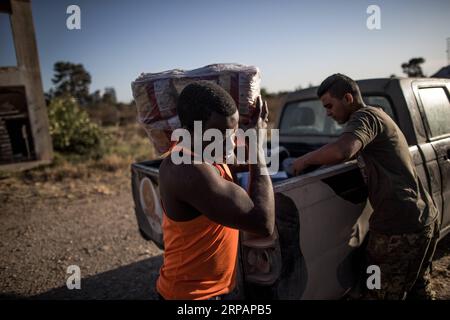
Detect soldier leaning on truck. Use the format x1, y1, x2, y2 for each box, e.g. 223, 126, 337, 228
292, 73, 440, 300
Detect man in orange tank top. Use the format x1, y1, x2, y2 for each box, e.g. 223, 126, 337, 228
157, 81, 275, 300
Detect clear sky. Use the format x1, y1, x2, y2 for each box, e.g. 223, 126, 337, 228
1, 0, 449, 102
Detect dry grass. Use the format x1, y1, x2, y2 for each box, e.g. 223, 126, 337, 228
265, 94, 287, 124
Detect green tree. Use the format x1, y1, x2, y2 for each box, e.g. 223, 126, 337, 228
51, 62, 92, 105
401, 57, 426, 77
102, 87, 117, 104
90, 90, 102, 105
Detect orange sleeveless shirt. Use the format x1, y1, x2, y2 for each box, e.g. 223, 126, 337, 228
157, 148, 239, 300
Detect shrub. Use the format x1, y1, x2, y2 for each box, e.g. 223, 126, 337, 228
86, 102, 120, 126
47, 96, 106, 158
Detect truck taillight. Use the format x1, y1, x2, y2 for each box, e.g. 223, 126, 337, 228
241, 227, 282, 285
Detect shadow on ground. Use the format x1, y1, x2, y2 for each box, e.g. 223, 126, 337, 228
434, 233, 450, 260
0, 255, 163, 300
1, 235, 449, 300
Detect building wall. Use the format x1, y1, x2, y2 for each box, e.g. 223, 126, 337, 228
0, 0, 53, 169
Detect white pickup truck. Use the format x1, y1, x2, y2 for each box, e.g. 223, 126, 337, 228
130, 77, 450, 299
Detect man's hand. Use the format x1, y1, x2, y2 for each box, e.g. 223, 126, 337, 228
292, 155, 310, 176
236, 96, 269, 166
241, 96, 269, 131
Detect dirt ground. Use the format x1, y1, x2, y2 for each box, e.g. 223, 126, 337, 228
0, 169, 163, 299
0, 168, 449, 300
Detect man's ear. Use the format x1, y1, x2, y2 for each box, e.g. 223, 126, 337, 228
343, 93, 354, 105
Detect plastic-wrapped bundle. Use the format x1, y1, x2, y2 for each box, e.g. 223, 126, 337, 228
131, 63, 261, 154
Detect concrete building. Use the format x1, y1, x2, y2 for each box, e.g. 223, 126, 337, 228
0, 0, 53, 171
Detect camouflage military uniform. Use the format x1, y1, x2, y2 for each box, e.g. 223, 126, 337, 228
361, 218, 440, 300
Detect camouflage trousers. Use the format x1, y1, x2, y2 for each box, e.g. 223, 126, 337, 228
361, 219, 440, 300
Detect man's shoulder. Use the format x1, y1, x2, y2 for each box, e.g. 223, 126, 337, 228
349, 106, 394, 129
342, 106, 387, 148
352, 105, 383, 118
160, 158, 220, 188
345, 106, 377, 128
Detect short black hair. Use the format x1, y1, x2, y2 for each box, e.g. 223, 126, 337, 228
317, 73, 362, 102
177, 81, 237, 130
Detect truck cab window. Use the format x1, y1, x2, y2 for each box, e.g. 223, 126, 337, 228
363, 96, 395, 121
280, 100, 343, 136
280, 96, 394, 137
419, 87, 450, 138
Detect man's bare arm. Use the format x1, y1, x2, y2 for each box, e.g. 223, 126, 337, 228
293, 133, 362, 175
177, 160, 274, 237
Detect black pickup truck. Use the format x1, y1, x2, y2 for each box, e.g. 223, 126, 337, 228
131, 77, 450, 299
